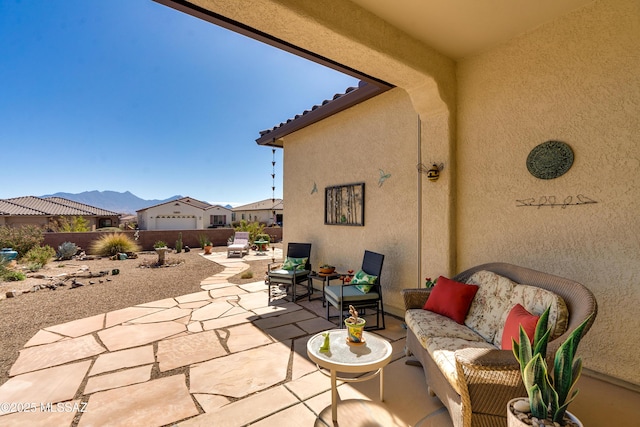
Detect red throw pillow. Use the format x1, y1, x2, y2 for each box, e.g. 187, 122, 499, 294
501, 304, 540, 350
422, 276, 479, 324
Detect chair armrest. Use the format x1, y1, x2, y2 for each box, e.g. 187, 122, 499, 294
402, 288, 431, 310
454, 347, 525, 417
267, 260, 284, 272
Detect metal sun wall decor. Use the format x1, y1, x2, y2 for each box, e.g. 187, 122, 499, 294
526, 140, 574, 180
325, 183, 365, 226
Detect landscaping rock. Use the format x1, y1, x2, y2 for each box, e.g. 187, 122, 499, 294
6, 290, 22, 298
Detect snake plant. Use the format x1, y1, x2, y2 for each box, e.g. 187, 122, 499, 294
512, 306, 594, 424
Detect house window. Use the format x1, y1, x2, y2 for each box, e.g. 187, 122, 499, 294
210, 215, 226, 225
232, 212, 236, 222
99, 218, 113, 228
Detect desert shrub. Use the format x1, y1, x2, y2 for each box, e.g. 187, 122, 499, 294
23, 245, 56, 268
1, 269, 26, 281
153, 241, 168, 249
90, 233, 141, 256
234, 220, 265, 243
0, 225, 44, 259
240, 270, 254, 279
57, 241, 79, 260
51, 216, 90, 232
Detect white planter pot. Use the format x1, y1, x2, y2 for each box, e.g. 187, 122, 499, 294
507, 398, 583, 427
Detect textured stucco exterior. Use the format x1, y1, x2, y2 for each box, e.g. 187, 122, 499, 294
456, 0, 640, 384
283, 89, 419, 314
182, 0, 639, 385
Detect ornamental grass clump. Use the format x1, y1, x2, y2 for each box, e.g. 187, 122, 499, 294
90, 233, 141, 257
512, 307, 594, 424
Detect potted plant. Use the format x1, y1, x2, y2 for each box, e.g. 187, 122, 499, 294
203, 240, 213, 255
344, 305, 366, 343
319, 263, 335, 274
509, 307, 595, 427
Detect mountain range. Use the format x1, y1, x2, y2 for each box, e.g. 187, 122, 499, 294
40, 191, 183, 215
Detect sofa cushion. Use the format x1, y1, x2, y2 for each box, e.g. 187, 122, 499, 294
494, 283, 569, 346
501, 303, 540, 350
405, 309, 487, 350
423, 276, 479, 324
464, 270, 519, 343
425, 336, 497, 394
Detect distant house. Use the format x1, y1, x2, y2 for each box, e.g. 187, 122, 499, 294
136, 196, 232, 230
0, 196, 120, 230
232, 199, 283, 226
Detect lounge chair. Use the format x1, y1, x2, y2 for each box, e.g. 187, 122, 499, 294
227, 232, 250, 258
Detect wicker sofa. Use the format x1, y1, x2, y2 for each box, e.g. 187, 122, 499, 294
402, 263, 597, 427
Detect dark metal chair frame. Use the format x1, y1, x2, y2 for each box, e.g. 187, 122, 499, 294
266, 242, 312, 303
324, 250, 385, 330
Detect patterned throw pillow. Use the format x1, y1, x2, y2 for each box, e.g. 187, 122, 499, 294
282, 257, 308, 271
351, 269, 378, 294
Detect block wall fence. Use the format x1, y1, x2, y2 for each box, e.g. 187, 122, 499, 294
42, 227, 283, 253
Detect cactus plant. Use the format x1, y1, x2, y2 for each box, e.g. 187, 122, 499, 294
512, 306, 594, 424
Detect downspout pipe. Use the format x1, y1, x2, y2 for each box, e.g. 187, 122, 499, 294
417, 114, 422, 288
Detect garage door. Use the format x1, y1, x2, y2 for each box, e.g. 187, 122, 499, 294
155, 216, 197, 230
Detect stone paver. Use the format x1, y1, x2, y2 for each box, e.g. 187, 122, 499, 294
10, 335, 105, 376
84, 364, 152, 394
127, 307, 192, 324
90, 345, 155, 376
104, 306, 165, 328
23, 330, 65, 347
0, 361, 91, 415
156, 330, 227, 372
189, 343, 290, 397
179, 385, 298, 427
98, 321, 185, 351
79, 375, 198, 427
225, 323, 273, 353
0, 400, 80, 426
44, 313, 105, 338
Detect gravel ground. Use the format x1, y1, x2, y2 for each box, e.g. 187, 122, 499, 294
0, 246, 273, 387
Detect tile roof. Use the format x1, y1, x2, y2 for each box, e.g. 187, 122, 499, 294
136, 196, 212, 212
0, 196, 119, 216
45, 197, 121, 216
255, 81, 391, 147
233, 199, 283, 211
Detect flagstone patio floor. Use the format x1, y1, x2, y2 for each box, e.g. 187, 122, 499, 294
0, 250, 451, 427
1, 250, 637, 426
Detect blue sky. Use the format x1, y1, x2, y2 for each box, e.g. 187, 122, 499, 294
0, 0, 358, 206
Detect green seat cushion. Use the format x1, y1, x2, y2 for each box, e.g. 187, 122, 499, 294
268, 269, 310, 283
325, 284, 379, 303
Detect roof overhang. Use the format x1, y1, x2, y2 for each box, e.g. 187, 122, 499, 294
153, 0, 394, 148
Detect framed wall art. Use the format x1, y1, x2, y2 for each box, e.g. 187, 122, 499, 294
324, 183, 365, 226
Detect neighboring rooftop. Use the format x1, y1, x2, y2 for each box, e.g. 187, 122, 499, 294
0, 196, 119, 217
233, 199, 283, 211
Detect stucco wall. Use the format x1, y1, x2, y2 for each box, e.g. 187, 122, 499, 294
283, 89, 419, 316
457, 0, 640, 384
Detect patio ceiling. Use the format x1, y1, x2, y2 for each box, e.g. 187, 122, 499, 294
349, 0, 596, 59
